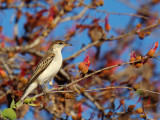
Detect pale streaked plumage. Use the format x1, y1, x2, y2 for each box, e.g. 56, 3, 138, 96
20, 40, 71, 101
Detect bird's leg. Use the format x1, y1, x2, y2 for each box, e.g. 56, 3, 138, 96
42, 78, 54, 94
42, 83, 50, 95
39, 81, 48, 94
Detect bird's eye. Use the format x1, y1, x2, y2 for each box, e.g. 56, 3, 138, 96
59, 42, 63, 45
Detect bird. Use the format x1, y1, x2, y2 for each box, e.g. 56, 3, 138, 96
20, 40, 72, 101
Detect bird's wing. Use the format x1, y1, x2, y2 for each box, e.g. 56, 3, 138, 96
24, 53, 55, 91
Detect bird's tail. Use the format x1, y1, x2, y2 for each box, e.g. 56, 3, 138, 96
20, 82, 38, 101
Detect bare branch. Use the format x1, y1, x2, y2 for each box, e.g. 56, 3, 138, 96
64, 22, 160, 61
33, 54, 160, 98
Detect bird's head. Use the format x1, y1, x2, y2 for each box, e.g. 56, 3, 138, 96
48, 40, 72, 52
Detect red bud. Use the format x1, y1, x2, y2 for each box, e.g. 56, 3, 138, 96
81, 66, 89, 74
147, 49, 155, 57
78, 62, 85, 70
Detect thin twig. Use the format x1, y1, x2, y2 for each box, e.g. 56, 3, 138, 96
61, 6, 89, 22
34, 54, 160, 98
154, 57, 160, 60
34, 85, 160, 98
0, 59, 13, 80
0, 18, 60, 52
81, 3, 148, 19
64, 22, 160, 61
63, 54, 159, 88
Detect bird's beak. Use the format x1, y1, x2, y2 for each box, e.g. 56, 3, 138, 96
65, 43, 72, 46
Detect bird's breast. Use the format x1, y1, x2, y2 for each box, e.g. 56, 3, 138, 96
37, 52, 62, 84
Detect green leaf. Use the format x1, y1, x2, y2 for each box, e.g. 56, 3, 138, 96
10, 99, 15, 108
24, 98, 32, 104
28, 103, 37, 106
24, 97, 36, 104
1, 108, 17, 120
31, 97, 36, 101
15, 101, 23, 110
15, 101, 21, 107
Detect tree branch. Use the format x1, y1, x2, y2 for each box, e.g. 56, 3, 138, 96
64, 22, 160, 61
34, 54, 160, 98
